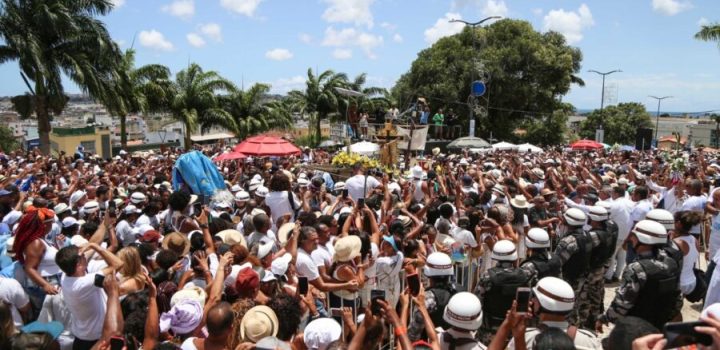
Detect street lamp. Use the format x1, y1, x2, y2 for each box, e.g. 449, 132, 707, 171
649, 95, 672, 145
450, 16, 502, 138
588, 69, 622, 142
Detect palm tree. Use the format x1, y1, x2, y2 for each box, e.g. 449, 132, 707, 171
288, 68, 348, 145
169, 63, 236, 149
346, 73, 391, 113
696, 23, 720, 47
0, 0, 122, 154
222, 83, 293, 139
102, 49, 172, 149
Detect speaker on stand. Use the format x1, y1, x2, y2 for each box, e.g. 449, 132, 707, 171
635, 128, 653, 151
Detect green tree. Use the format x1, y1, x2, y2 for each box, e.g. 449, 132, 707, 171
101, 49, 172, 149
393, 19, 583, 143
711, 113, 720, 148
169, 63, 236, 149
579, 102, 653, 145
0, 0, 122, 154
696, 22, 720, 47
0, 125, 19, 152
523, 103, 574, 145
346, 73, 391, 115
288, 68, 348, 145
221, 83, 293, 139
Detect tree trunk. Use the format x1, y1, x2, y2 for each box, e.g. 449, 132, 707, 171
716, 122, 719, 148
35, 95, 52, 155
120, 114, 128, 149
315, 113, 322, 146
184, 121, 192, 150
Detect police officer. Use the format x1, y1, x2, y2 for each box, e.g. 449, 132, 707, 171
507, 277, 601, 350
597, 220, 683, 331
552, 208, 594, 325
520, 228, 560, 280
645, 208, 684, 266
579, 205, 618, 330
409, 252, 456, 341
438, 292, 486, 350
475, 240, 532, 344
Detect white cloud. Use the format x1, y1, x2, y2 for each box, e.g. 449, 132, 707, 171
199, 23, 222, 42
532, 8, 543, 16
333, 49, 353, 59
392, 34, 403, 43
424, 13, 465, 44
652, 0, 692, 16
698, 17, 710, 27
380, 22, 397, 31
322, 0, 375, 28
162, 0, 195, 19
111, 0, 126, 9
321, 27, 383, 58
138, 30, 175, 51
299, 33, 313, 44
186, 33, 206, 47
220, 0, 262, 17
265, 48, 293, 61
116, 40, 127, 47
543, 4, 594, 45
481, 0, 508, 18
267, 76, 306, 94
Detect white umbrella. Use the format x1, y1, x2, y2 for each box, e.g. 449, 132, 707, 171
492, 142, 518, 151
343, 141, 380, 156
518, 143, 543, 153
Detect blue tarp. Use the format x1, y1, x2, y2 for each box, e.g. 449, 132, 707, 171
172, 151, 226, 196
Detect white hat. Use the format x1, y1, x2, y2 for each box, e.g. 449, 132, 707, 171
563, 208, 587, 227
255, 186, 269, 198
424, 252, 453, 277
443, 292, 483, 330
411, 166, 424, 180
248, 178, 264, 192
257, 240, 274, 259
261, 270, 276, 283
298, 178, 310, 187
632, 219, 668, 245
304, 318, 342, 350
123, 205, 141, 215
525, 228, 550, 249
170, 286, 207, 308
53, 203, 71, 215
69, 190, 86, 205
62, 217, 80, 228
646, 209, 675, 230
533, 277, 575, 313
216, 229, 247, 247
532, 168, 545, 180
70, 235, 89, 247
130, 192, 146, 204
271, 253, 292, 276
587, 206, 609, 222
83, 201, 99, 214
230, 184, 243, 193
510, 195, 530, 209
251, 208, 266, 217
491, 240, 517, 261
240, 305, 279, 342
333, 181, 346, 191
235, 191, 250, 202
333, 235, 362, 262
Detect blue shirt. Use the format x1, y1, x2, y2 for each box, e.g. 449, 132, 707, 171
420, 111, 430, 124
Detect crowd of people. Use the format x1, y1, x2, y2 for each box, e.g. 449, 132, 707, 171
4, 143, 720, 350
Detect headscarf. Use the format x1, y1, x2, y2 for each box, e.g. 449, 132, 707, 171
13, 206, 55, 264
159, 299, 203, 335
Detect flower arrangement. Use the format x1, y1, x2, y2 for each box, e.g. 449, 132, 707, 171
331, 151, 380, 169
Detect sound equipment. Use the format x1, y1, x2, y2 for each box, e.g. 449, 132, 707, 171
635, 128, 653, 151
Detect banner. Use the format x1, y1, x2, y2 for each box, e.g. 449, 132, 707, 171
396, 125, 429, 151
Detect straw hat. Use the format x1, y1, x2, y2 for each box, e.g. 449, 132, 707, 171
510, 195, 530, 209
170, 286, 207, 308
277, 222, 295, 247
216, 229, 247, 248
162, 232, 190, 256
333, 235, 362, 262
240, 305, 279, 342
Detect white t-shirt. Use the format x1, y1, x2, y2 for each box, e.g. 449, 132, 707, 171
630, 200, 653, 223
116, 220, 135, 246
265, 191, 299, 227
311, 242, 334, 271
61, 272, 107, 340
0, 276, 30, 326
346, 175, 381, 201
296, 248, 320, 281
681, 195, 707, 234
450, 227, 478, 248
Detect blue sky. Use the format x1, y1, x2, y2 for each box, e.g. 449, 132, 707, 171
0, 0, 719, 113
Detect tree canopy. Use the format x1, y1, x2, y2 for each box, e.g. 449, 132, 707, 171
393, 19, 583, 143
579, 102, 653, 145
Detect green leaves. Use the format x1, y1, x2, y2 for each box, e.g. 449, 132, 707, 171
579, 102, 653, 145
696, 23, 720, 47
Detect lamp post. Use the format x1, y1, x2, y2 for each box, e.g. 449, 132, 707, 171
649, 95, 672, 146
588, 69, 622, 143
450, 16, 502, 138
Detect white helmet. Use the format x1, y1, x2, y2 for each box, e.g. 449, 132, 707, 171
491, 240, 517, 261
235, 190, 250, 202
525, 228, 550, 249
563, 208, 587, 227
443, 292, 483, 330
533, 277, 575, 313
255, 185, 269, 198
646, 209, 674, 231
596, 201, 612, 211
632, 219, 668, 245
587, 206, 609, 222
424, 252, 453, 277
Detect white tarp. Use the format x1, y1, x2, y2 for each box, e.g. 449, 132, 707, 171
396, 125, 429, 151
492, 142, 518, 151
343, 141, 380, 155
518, 143, 543, 153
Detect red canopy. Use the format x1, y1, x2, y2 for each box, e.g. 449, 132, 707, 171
233, 136, 302, 156
570, 139, 603, 151
214, 151, 246, 162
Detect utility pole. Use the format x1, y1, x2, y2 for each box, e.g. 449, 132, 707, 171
588, 69, 622, 143
649, 95, 672, 146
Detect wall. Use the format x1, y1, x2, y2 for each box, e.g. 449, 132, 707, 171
49, 127, 111, 157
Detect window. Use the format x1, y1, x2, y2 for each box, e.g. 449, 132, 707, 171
80, 140, 96, 154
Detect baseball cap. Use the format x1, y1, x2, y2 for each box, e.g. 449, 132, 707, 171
20, 320, 64, 340
141, 230, 161, 243
62, 217, 79, 228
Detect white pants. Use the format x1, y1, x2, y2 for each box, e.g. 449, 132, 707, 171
605, 243, 627, 280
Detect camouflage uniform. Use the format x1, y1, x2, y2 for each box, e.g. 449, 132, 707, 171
552, 228, 594, 326
408, 282, 455, 341
600, 249, 683, 330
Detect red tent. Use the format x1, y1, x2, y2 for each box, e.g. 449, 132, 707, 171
214, 151, 246, 162
570, 139, 603, 151
233, 135, 302, 156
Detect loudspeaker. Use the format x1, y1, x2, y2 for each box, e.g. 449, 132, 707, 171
635, 128, 653, 151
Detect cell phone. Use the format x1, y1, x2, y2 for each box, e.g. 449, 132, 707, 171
342, 189, 348, 198
407, 273, 420, 296
664, 321, 713, 348
94, 274, 105, 288
370, 289, 385, 315
357, 198, 365, 207
108, 199, 116, 218
298, 276, 309, 295
330, 308, 344, 318
110, 336, 125, 350
515, 287, 531, 316
193, 199, 203, 217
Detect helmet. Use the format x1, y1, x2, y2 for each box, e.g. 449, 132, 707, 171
443, 292, 483, 330
632, 219, 668, 245
235, 191, 250, 202
587, 206, 609, 222
533, 277, 575, 313
491, 240, 517, 261
255, 186, 269, 198
646, 209, 674, 231
596, 201, 612, 211
563, 208, 587, 227
525, 228, 550, 249
424, 252, 453, 277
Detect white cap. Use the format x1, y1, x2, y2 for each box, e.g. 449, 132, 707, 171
646, 209, 675, 231
230, 184, 243, 192
563, 208, 587, 226
525, 228, 550, 249
255, 186, 269, 198
62, 217, 80, 228
271, 253, 292, 276
587, 206, 609, 222
533, 277, 575, 313
423, 252, 453, 277
491, 240, 517, 261
53, 203, 71, 215
123, 205, 141, 215
257, 240, 274, 259
411, 166, 423, 179
443, 292, 483, 330
130, 192, 146, 204
632, 219, 668, 245
69, 190, 86, 205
